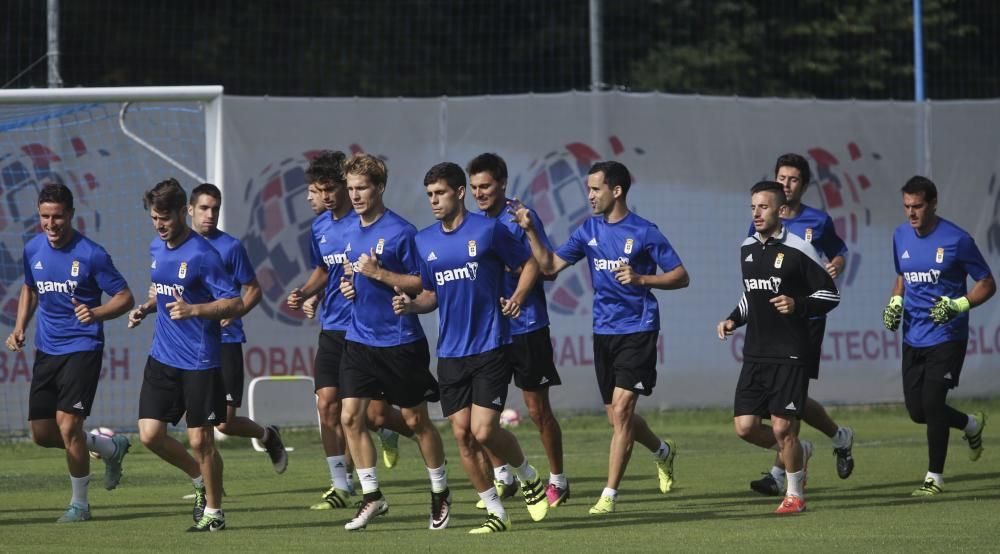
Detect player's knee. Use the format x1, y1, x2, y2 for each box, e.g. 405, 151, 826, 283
733, 420, 754, 440
187, 429, 215, 455
402, 410, 426, 432
610, 404, 632, 428
526, 403, 550, 427
450, 425, 475, 450
905, 404, 926, 424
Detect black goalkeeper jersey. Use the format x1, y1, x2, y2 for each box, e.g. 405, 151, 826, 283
727, 226, 840, 365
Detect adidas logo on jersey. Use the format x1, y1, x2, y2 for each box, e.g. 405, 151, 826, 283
35, 279, 79, 295
901, 250, 910, 259
426, 251, 438, 261
345, 242, 351, 252
151, 260, 156, 269
491, 397, 503, 406
587, 237, 598, 247
434, 261, 479, 286
744, 253, 753, 262
320, 235, 327, 244
902, 269, 941, 285
34, 260, 43, 269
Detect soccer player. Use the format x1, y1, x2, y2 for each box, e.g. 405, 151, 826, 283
513, 160, 687, 516
128, 178, 244, 532
745, 154, 856, 497
394, 162, 549, 533
7, 183, 134, 523
286, 152, 409, 511
882, 176, 995, 496
187, 183, 287, 471
468, 153, 569, 507
335, 154, 450, 531
717, 181, 840, 514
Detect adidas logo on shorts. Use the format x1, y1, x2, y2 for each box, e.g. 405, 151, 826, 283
785, 402, 797, 411
72, 401, 85, 410
208, 412, 216, 421
491, 397, 502, 406
634, 382, 644, 390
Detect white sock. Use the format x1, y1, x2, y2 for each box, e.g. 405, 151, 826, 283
87, 433, 116, 459
832, 427, 851, 449
357, 467, 379, 494
427, 464, 448, 493
601, 487, 618, 499
964, 415, 979, 435
327, 455, 349, 491
513, 459, 537, 483
479, 487, 506, 519
204, 507, 222, 516
653, 440, 670, 460
192, 475, 204, 489
549, 472, 567, 489
770, 465, 786, 481
786, 470, 805, 498
493, 464, 514, 485
925, 472, 944, 486
70, 475, 90, 508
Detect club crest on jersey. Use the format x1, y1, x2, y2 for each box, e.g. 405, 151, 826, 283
178, 262, 188, 278
376, 238, 385, 256
467, 240, 477, 257
935, 247, 944, 263
774, 253, 784, 269
624, 238, 634, 254
804, 228, 813, 242
70, 260, 80, 277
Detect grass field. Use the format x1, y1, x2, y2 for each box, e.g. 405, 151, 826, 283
3, 399, 1000, 552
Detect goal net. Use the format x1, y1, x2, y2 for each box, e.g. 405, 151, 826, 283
0, 86, 222, 438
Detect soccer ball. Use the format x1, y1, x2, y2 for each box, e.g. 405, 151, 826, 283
500, 408, 522, 428
88, 427, 115, 459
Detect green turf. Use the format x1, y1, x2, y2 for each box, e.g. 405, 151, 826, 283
3, 400, 999, 552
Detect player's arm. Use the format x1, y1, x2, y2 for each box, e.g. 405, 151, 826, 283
821, 216, 849, 278
966, 274, 997, 307
77, 288, 135, 324
6, 284, 38, 352
616, 264, 690, 290
393, 288, 437, 315
930, 236, 996, 323
717, 293, 748, 341
826, 255, 846, 279
791, 255, 840, 317
237, 278, 262, 316
355, 249, 423, 297
510, 202, 571, 276
287, 266, 329, 310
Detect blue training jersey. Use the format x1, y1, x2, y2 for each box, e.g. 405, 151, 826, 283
415, 212, 531, 358
309, 211, 359, 331
555, 212, 683, 335
204, 229, 255, 344
893, 217, 992, 347
746, 203, 848, 261
481, 201, 552, 336
149, 231, 240, 370
344, 210, 426, 347
23, 232, 129, 355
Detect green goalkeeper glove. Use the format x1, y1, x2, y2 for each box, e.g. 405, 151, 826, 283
930, 296, 970, 324
882, 295, 903, 331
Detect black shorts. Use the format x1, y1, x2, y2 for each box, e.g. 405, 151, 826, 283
593, 331, 658, 405
314, 330, 346, 391
509, 327, 561, 391
220, 342, 245, 407
734, 362, 810, 419
138, 357, 227, 428
902, 340, 967, 392
340, 338, 439, 408
437, 347, 512, 418
28, 350, 103, 420
805, 318, 826, 380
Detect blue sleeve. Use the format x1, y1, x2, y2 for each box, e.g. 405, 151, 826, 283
418, 256, 435, 291
309, 234, 323, 269
201, 249, 240, 300
819, 216, 848, 259
492, 220, 530, 270
645, 225, 683, 272
398, 227, 421, 275
230, 243, 257, 285
22, 245, 34, 287
892, 236, 901, 275
91, 246, 129, 297
554, 222, 587, 265
956, 235, 992, 282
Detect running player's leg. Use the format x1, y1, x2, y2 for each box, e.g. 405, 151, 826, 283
604, 388, 639, 491
365, 399, 411, 470
312, 330, 352, 506
183, 366, 227, 531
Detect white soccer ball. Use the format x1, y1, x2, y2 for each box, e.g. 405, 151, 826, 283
88, 427, 115, 459
500, 408, 521, 428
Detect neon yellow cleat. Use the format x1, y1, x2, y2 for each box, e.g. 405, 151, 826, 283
965, 412, 986, 461
656, 438, 677, 493
310, 486, 351, 510
588, 495, 616, 515
468, 512, 510, 534
520, 470, 549, 522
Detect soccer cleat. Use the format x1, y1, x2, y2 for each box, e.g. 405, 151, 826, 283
310, 485, 351, 510
964, 412, 986, 461
344, 494, 388, 530
56, 503, 92, 523
263, 425, 288, 474
468, 512, 510, 534
187, 511, 226, 532
750, 473, 785, 496
911, 478, 943, 497
378, 430, 400, 469
545, 482, 570, 507
192, 485, 207, 523
774, 495, 806, 514
429, 489, 451, 530
519, 470, 549, 522
588, 495, 616, 515
103, 433, 131, 490
655, 438, 677, 493
801, 439, 814, 489
833, 427, 855, 479
475, 478, 519, 509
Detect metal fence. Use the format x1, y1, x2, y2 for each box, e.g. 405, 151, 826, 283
3, 0, 1000, 99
